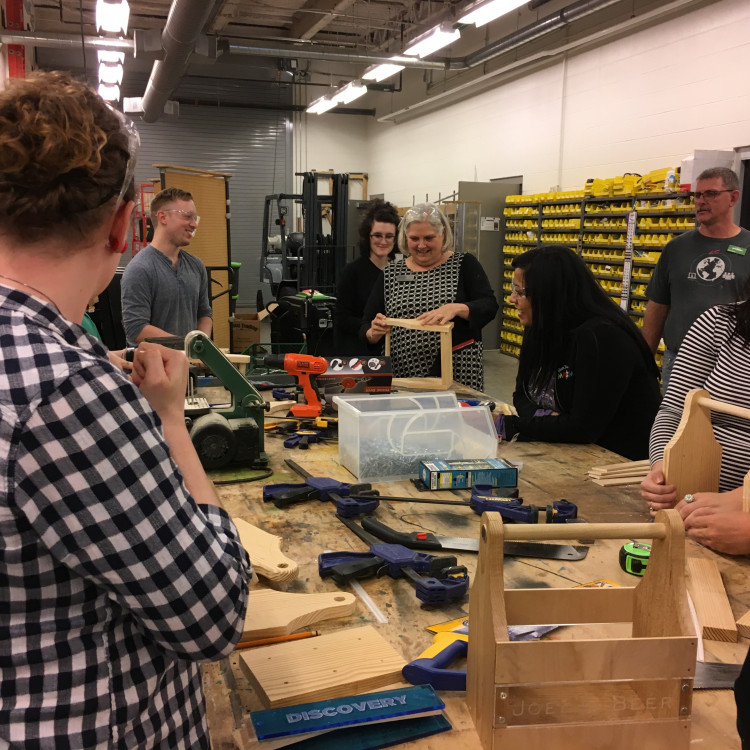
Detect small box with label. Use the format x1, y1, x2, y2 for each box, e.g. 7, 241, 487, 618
419, 458, 518, 490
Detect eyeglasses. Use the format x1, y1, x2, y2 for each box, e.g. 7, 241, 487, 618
162, 209, 201, 225
370, 233, 395, 242
693, 189, 734, 200
510, 284, 527, 298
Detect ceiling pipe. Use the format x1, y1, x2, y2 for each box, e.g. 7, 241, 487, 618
224, 41, 449, 70
0, 31, 133, 51
141, 0, 216, 122
464, 0, 622, 68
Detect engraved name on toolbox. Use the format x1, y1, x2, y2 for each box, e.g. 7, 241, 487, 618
498, 683, 680, 725
286, 695, 408, 724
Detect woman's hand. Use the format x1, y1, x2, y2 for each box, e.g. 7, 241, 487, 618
417, 303, 469, 326
107, 349, 133, 373
640, 460, 677, 517
676, 488, 750, 554
130, 342, 189, 427
366, 313, 391, 344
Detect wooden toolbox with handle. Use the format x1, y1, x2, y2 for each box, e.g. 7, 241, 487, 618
467, 510, 697, 749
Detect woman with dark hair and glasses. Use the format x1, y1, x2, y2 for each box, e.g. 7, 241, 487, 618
500, 244, 661, 460
334, 198, 400, 354
0, 72, 249, 748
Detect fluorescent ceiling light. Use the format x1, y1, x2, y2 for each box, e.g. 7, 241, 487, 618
98, 82, 121, 102
306, 96, 336, 115
458, 0, 526, 27
99, 61, 124, 85
96, 0, 130, 35
403, 24, 460, 58
332, 80, 367, 105
362, 63, 404, 82
98, 49, 125, 64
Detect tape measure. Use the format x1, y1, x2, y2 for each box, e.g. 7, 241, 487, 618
619, 540, 651, 576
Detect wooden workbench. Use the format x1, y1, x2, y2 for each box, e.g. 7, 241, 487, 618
204, 436, 750, 750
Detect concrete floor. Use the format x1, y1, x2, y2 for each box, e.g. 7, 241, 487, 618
481, 349, 518, 406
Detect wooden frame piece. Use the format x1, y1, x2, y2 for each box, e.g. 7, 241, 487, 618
467, 511, 696, 749
663, 388, 750, 509
686, 557, 738, 642
384, 317, 454, 391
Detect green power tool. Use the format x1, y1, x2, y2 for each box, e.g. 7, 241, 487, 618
619, 540, 651, 576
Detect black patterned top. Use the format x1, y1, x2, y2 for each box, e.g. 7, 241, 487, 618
361, 252, 498, 390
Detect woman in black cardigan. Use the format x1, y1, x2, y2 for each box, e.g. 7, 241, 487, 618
500, 244, 661, 460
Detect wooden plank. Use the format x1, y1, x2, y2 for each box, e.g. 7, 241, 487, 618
589, 459, 651, 472
504, 587, 635, 625
736, 609, 750, 639
238, 626, 407, 708
494, 636, 697, 684
591, 476, 648, 487
686, 557, 738, 642
242, 588, 356, 640
488, 720, 691, 750
234, 518, 299, 584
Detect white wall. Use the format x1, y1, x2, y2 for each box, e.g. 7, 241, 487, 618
298, 0, 750, 206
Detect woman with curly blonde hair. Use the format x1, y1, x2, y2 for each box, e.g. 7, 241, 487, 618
0, 72, 250, 748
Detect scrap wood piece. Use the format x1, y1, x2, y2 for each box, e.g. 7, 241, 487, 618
590, 475, 649, 487
686, 557, 738, 642
737, 609, 750, 639
239, 625, 407, 708
588, 459, 651, 473
242, 588, 356, 641
234, 517, 299, 584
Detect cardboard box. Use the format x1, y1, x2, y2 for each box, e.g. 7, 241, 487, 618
680, 149, 734, 192
419, 458, 517, 490
231, 311, 267, 353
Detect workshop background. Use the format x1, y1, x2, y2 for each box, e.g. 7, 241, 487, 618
1, 0, 748, 315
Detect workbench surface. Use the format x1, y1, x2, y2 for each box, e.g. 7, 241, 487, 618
204, 435, 749, 750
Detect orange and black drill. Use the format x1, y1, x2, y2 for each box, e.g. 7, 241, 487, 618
264, 353, 328, 417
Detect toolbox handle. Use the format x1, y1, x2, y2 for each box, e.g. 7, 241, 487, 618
499, 521, 665, 542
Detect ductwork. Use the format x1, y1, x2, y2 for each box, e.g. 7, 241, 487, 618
0, 31, 133, 51
225, 42, 449, 70
141, 0, 217, 123
464, 0, 622, 68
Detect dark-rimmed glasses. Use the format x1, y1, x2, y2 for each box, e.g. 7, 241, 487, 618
694, 189, 734, 201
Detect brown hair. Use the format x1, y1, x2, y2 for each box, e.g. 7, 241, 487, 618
697, 166, 739, 191
150, 187, 194, 220
0, 70, 134, 245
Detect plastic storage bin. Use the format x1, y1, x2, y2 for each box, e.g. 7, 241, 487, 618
333, 391, 498, 482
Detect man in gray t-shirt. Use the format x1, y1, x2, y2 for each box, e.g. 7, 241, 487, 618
121, 187, 212, 346
643, 167, 750, 390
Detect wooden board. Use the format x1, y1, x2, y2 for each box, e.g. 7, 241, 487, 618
384, 318, 453, 390
686, 557, 738, 642
242, 588, 356, 640
736, 609, 750, 639
234, 517, 298, 584
238, 626, 407, 708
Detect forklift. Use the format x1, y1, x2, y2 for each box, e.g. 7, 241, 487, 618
258, 172, 368, 355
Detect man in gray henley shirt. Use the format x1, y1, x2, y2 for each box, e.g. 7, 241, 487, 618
121, 187, 212, 346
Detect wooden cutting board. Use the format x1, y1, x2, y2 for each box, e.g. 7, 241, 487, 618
239, 625, 407, 708
234, 517, 298, 584
243, 588, 357, 640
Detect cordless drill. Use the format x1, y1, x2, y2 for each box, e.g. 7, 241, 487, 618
264, 353, 328, 417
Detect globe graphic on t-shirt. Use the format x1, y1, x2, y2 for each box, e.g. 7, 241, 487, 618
695, 256, 726, 282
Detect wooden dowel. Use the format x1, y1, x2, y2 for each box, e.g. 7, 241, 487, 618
698, 397, 750, 422
502, 522, 666, 542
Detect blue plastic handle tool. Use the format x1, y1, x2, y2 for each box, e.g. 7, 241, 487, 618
413, 572, 469, 604
402, 634, 468, 690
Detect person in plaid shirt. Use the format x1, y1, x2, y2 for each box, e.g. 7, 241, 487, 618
0, 72, 251, 748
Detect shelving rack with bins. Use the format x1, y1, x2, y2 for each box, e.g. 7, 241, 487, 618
501, 188, 695, 370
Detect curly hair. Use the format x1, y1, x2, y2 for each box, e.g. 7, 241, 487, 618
357, 199, 400, 259
0, 70, 134, 245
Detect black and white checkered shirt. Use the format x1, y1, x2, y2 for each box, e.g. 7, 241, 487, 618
0, 286, 251, 748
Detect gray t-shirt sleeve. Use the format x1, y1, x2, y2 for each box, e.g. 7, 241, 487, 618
197, 263, 213, 320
